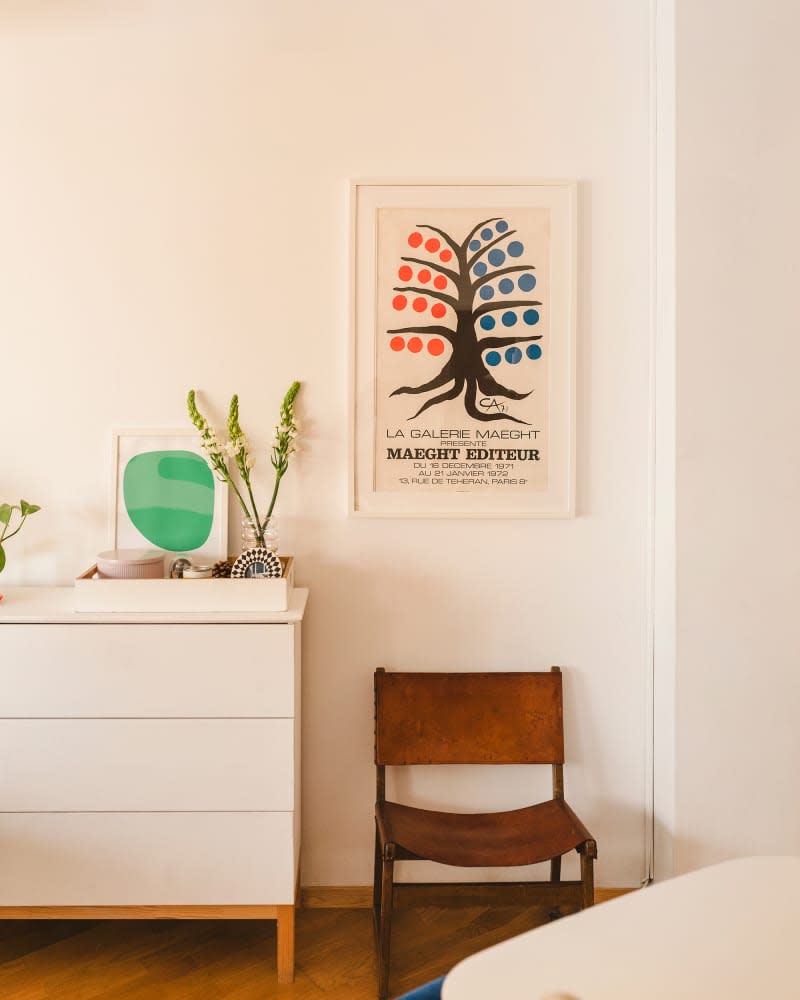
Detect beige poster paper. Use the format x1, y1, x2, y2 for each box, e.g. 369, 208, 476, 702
374, 207, 550, 494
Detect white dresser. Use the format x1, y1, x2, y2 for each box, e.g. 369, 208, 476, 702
0, 586, 308, 983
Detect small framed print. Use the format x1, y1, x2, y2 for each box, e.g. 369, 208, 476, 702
110, 428, 228, 562
351, 179, 576, 517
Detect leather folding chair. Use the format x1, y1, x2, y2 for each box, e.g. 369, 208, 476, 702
373, 667, 597, 1000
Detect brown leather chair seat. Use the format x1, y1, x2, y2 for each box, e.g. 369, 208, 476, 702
377, 797, 593, 869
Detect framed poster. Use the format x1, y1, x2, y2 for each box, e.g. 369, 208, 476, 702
351, 180, 576, 517
110, 429, 228, 561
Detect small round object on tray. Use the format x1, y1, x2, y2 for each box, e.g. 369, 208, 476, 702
169, 557, 192, 579
183, 565, 213, 579
230, 548, 282, 579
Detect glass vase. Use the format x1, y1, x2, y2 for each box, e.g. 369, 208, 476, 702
241, 515, 278, 555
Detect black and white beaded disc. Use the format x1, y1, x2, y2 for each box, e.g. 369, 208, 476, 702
230, 547, 282, 579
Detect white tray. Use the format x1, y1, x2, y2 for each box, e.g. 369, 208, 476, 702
74, 557, 294, 614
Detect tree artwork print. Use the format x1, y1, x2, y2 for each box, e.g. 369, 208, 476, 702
389, 218, 542, 424
375, 206, 551, 495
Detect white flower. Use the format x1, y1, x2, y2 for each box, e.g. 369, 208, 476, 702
245, 454, 256, 470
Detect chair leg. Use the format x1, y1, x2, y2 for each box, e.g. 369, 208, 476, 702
580, 841, 596, 909
373, 822, 382, 936
547, 853, 564, 921
377, 851, 395, 1000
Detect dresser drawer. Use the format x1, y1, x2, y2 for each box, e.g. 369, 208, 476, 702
0, 719, 293, 811
0, 812, 298, 905
0, 624, 296, 718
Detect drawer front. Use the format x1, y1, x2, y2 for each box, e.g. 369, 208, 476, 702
0, 719, 293, 811
0, 624, 296, 718
0, 812, 297, 905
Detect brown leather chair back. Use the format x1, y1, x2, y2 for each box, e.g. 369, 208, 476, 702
374, 668, 564, 766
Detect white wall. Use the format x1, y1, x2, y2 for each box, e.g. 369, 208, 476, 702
0, 1, 653, 886
674, 0, 800, 869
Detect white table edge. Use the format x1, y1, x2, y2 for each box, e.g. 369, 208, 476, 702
442, 856, 800, 1000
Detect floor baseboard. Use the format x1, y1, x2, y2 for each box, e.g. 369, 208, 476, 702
300, 884, 635, 908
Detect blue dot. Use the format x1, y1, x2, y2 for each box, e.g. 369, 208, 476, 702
488, 249, 506, 267
501, 311, 517, 327
481, 228, 493, 240
505, 347, 522, 364
473, 261, 487, 277
498, 278, 514, 294
526, 344, 542, 360
485, 351, 502, 367
496, 220, 509, 233
479, 315, 496, 331
479, 285, 494, 301
523, 309, 540, 325
507, 241, 524, 257
469, 239, 481, 251
518, 273, 536, 291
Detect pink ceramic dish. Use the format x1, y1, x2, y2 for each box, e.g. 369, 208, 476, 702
96, 549, 166, 579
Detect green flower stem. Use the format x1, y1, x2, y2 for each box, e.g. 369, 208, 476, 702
228, 480, 253, 524
228, 394, 265, 544
265, 473, 282, 520
206, 450, 251, 521
265, 380, 301, 520
244, 479, 265, 544
213, 462, 252, 530
189, 388, 252, 529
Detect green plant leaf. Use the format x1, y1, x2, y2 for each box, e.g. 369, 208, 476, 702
20, 500, 41, 516
0, 543, 5, 572
0, 504, 13, 526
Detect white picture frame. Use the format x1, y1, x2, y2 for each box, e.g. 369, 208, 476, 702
110, 428, 229, 563
351, 179, 576, 518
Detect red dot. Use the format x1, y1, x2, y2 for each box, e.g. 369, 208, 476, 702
390, 336, 405, 351
412, 297, 427, 312
392, 294, 407, 311
407, 337, 423, 353
440, 249, 453, 262
433, 274, 447, 290
418, 269, 431, 284
428, 339, 445, 356
431, 303, 446, 319
398, 265, 413, 281
408, 232, 423, 248
425, 238, 440, 252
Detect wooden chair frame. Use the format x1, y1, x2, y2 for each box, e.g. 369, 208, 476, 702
372, 667, 597, 1000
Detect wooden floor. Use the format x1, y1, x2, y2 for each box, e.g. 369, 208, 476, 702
0, 903, 567, 999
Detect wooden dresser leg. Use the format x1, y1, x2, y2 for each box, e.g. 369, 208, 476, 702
276, 905, 296, 983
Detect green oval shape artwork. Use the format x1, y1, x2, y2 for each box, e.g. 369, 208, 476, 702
123, 450, 215, 552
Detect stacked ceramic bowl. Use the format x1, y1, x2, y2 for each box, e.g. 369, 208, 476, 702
96, 549, 166, 579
